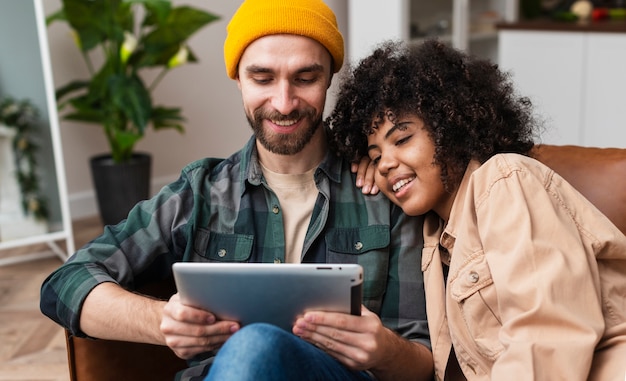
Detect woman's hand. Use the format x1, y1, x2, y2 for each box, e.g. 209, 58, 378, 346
352, 156, 379, 195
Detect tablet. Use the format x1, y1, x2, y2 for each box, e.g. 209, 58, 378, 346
172, 263, 363, 331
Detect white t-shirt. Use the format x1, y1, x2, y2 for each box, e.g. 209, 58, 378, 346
260, 164, 318, 263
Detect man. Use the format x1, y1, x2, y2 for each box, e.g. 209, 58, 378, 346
40, 1, 433, 380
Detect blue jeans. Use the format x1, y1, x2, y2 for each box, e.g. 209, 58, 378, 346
204, 323, 375, 381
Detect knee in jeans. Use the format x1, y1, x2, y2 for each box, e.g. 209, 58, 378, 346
225, 322, 288, 352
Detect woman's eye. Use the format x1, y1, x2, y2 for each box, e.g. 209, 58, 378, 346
396, 135, 411, 146
370, 155, 380, 165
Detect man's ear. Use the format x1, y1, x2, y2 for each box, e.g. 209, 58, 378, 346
236, 74, 242, 90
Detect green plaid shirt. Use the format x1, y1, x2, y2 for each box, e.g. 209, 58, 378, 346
41, 136, 429, 352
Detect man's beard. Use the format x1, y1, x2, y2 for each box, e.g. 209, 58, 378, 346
246, 107, 322, 155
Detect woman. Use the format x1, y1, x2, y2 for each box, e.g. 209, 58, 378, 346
327, 39, 626, 380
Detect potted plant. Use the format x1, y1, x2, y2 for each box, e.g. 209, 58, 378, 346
47, 0, 219, 225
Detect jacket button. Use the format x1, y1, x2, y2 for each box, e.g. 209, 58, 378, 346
272, 205, 280, 214
354, 241, 363, 251
218, 249, 227, 258
274, 258, 282, 264
468, 271, 479, 283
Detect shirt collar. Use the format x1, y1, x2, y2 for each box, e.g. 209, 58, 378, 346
239, 136, 344, 197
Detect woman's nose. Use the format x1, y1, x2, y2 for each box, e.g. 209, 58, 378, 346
377, 152, 397, 175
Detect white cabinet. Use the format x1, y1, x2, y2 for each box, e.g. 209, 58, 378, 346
583, 33, 626, 147
499, 29, 626, 148
499, 31, 586, 145
347, 0, 518, 63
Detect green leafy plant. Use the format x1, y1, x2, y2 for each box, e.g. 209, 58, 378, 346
0, 97, 49, 221
47, 0, 219, 163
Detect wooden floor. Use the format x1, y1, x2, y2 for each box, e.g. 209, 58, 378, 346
0, 216, 103, 381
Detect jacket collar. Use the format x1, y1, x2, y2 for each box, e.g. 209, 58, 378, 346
441, 159, 482, 252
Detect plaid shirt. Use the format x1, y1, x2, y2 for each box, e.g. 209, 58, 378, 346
41, 136, 429, 355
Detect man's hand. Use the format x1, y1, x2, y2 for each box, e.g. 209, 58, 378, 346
293, 305, 392, 371
293, 305, 433, 381
161, 293, 240, 359
351, 157, 379, 195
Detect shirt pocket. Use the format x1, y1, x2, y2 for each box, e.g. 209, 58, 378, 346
449, 253, 503, 360
193, 228, 253, 262
325, 225, 390, 300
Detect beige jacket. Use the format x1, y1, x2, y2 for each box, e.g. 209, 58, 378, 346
422, 154, 626, 381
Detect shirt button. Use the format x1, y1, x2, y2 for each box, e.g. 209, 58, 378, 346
354, 241, 363, 251
274, 258, 282, 264
468, 271, 479, 283
272, 205, 280, 214
218, 249, 227, 258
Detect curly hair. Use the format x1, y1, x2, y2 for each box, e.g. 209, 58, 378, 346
327, 39, 539, 192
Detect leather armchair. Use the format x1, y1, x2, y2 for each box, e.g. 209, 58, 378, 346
65, 277, 187, 381
64, 144, 626, 381
530, 144, 626, 234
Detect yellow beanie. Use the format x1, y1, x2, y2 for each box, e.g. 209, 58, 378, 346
224, 0, 344, 79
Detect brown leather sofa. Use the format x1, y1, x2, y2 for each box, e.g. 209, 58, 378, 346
64, 144, 626, 381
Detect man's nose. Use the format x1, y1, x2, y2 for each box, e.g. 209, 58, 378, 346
271, 81, 299, 115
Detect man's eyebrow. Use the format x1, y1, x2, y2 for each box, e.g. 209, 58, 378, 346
296, 64, 325, 74
244, 64, 325, 75
244, 65, 272, 74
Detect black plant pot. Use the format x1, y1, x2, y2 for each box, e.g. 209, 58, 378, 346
90, 152, 152, 226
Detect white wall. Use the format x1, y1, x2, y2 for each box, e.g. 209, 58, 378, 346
42, 0, 349, 219
348, 0, 408, 62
